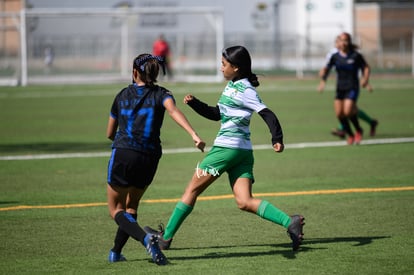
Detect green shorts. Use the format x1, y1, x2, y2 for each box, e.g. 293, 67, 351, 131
198, 146, 255, 184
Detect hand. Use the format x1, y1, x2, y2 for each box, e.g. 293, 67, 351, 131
365, 83, 373, 93
361, 79, 372, 92
192, 133, 205, 152
194, 139, 206, 152
273, 143, 284, 153
317, 81, 325, 93
183, 94, 194, 104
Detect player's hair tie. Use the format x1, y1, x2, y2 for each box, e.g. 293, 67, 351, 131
135, 55, 166, 75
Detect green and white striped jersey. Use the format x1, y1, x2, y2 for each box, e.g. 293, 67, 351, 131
214, 78, 267, 150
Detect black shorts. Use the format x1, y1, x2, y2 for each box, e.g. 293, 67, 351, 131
335, 88, 359, 101
107, 148, 160, 188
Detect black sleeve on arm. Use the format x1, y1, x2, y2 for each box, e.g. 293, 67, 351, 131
187, 97, 221, 121
321, 68, 330, 81
258, 108, 283, 145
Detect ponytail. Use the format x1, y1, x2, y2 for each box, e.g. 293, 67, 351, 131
133, 54, 165, 87
248, 73, 259, 87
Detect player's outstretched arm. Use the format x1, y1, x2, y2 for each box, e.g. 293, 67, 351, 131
164, 97, 205, 152
184, 94, 220, 121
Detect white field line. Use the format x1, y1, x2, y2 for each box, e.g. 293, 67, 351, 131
1, 137, 414, 161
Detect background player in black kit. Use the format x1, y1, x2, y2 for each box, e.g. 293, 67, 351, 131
321, 36, 378, 139
106, 54, 205, 265
318, 32, 371, 145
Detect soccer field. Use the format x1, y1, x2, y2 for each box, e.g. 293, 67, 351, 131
0, 77, 413, 274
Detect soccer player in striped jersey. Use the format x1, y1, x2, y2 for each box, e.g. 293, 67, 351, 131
145, 46, 305, 252
106, 54, 205, 265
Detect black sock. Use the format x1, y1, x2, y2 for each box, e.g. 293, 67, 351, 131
112, 213, 137, 253
114, 211, 146, 246
349, 115, 362, 132
339, 117, 353, 136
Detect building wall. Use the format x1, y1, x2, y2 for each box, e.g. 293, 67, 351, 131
355, 2, 414, 68
0, 0, 22, 55
1, 0, 413, 71
297, 0, 354, 45
356, 3, 414, 51
381, 4, 414, 45
355, 3, 380, 51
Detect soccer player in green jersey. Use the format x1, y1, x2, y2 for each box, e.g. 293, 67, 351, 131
145, 45, 305, 252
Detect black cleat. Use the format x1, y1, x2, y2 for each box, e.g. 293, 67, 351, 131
145, 234, 168, 265
370, 120, 378, 136
331, 128, 346, 139
144, 224, 172, 250
287, 215, 305, 251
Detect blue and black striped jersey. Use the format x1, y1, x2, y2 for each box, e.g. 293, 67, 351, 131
110, 83, 174, 156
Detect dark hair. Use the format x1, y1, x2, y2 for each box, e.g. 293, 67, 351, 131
341, 32, 359, 51
222, 45, 259, 87
133, 54, 165, 86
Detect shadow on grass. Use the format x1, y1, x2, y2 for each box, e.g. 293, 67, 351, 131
0, 201, 19, 205
0, 142, 111, 154
302, 236, 390, 247
155, 236, 390, 262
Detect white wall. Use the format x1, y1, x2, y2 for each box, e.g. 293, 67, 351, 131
296, 0, 354, 46
28, 0, 353, 43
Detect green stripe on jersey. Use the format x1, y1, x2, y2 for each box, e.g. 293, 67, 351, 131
218, 128, 250, 139
219, 94, 242, 108
221, 114, 250, 127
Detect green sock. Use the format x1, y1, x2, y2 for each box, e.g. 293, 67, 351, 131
357, 109, 372, 124
163, 201, 193, 240
256, 200, 291, 228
